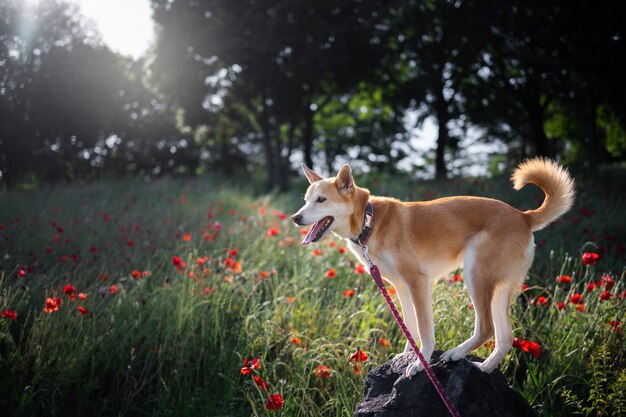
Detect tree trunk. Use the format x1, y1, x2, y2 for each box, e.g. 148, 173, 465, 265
303, 106, 314, 169
526, 95, 552, 158
434, 86, 449, 180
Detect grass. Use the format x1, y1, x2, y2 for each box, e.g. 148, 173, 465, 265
0, 166, 624, 417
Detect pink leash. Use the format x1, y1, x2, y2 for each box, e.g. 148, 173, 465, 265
362, 247, 462, 417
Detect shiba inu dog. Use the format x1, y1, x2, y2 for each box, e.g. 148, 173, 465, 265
292, 158, 574, 375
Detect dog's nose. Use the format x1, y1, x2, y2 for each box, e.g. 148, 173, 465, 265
291, 214, 303, 225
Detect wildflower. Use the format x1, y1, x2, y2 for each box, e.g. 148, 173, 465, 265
287, 296, 295, 304
569, 294, 583, 305
349, 348, 368, 363
581, 252, 600, 265
354, 264, 366, 274
109, 284, 119, 295
379, 337, 391, 348
131, 270, 141, 279
586, 283, 596, 292
343, 289, 355, 298
77, 306, 88, 315
556, 275, 571, 284
556, 302, 567, 310
535, 296, 549, 306
312, 249, 323, 256
229, 249, 238, 257
172, 256, 185, 272
520, 339, 541, 359
328, 241, 336, 247
601, 275, 615, 290
63, 284, 76, 295
325, 269, 336, 278
599, 290, 613, 301
17, 269, 26, 277
609, 320, 622, 332
241, 358, 262, 375
266, 227, 279, 237
289, 337, 302, 345
78, 293, 87, 300
183, 233, 191, 241
338, 247, 347, 254
44, 297, 61, 313
521, 284, 529, 291
2, 309, 17, 320
253, 375, 269, 391
315, 365, 332, 378
265, 393, 284, 411
576, 304, 586, 312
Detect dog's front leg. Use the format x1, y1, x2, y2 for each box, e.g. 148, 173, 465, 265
393, 277, 434, 378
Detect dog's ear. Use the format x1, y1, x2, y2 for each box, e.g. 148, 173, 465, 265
336, 164, 354, 194
301, 163, 324, 184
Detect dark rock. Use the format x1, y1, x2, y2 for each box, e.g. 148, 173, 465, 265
354, 350, 538, 417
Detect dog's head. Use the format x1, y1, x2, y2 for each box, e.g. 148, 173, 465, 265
292, 164, 369, 244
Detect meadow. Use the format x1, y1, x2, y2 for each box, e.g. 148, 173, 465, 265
0, 166, 624, 417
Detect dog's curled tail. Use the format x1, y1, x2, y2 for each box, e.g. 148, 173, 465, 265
512, 157, 575, 232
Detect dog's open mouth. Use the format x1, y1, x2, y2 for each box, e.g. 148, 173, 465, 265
302, 216, 334, 244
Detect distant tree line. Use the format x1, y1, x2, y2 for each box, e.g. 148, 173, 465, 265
1, 0, 625, 189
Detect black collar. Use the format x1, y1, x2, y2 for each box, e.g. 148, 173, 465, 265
351, 202, 374, 246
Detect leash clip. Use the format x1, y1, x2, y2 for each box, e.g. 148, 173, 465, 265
360, 243, 374, 268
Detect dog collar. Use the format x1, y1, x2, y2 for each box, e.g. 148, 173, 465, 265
351, 202, 374, 246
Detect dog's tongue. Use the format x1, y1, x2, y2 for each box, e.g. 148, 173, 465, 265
302, 219, 326, 245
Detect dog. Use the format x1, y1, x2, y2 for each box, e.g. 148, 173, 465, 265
291, 158, 574, 375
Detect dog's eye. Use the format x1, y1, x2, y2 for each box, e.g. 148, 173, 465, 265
316, 196, 327, 203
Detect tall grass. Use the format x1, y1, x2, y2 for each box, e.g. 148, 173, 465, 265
0, 166, 624, 416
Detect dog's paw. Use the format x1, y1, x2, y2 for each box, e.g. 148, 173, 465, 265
473, 361, 494, 374
405, 360, 424, 378
440, 347, 466, 363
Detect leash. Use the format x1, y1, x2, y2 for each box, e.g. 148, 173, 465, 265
360, 244, 462, 417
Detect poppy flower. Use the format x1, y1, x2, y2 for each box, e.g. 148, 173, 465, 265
253, 375, 269, 391
315, 365, 332, 378
601, 275, 615, 290
77, 306, 88, 315
172, 256, 185, 272
556, 302, 567, 310
229, 249, 238, 257
266, 228, 279, 237
328, 241, 336, 247
609, 321, 622, 332
289, 337, 302, 345
535, 296, 549, 306
265, 393, 284, 411
259, 271, 269, 279
586, 283, 596, 292
354, 264, 366, 274
241, 358, 262, 375
556, 275, 571, 284
131, 270, 141, 279
338, 247, 347, 254
1, 309, 17, 320
312, 249, 323, 257
520, 340, 541, 359
379, 337, 391, 348
183, 233, 192, 241
349, 348, 368, 363
343, 289, 355, 298
599, 290, 613, 301
576, 304, 586, 312
569, 294, 583, 304
78, 293, 88, 300
109, 284, 119, 295
582, 252, 600, 265
63, 284, 76, 295
325, 269, 336, 278
44, 297, 61, 313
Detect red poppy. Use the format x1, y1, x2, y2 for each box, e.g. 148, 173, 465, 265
172, 256, 185, 272
586, 283, 596, 292
315, 365, 332, 378
44, 297, 61, 313
328, 241, 337, 247
109, 284, 119, 295
535, 296, 549, 306
379, 337, 391, 348
601, 275, 615, 290
556, 302, 567, 310
1, 309, 17, 320
289, 337, 302, 345
326, 269, 336, 278
229, 249, 239, 257
556, 275, 571, 284
265, 393, 284, 411
609, 320, 622, 332
312, 249, 323, 257
183, 233, 192, 241
343, 289, 355, 298
131, 270, 141, 279
241, 358, 262, 375
266, 228, 279, 237
569, 294, 583, 304
582, 252, 600, 265
521, 284, 529, 291
599, 290, 613, 301
520, 340, 541, 359
63, 284, 76, 295
354, 264, 366, 274
77, 306, 88, 315
78, 293, 88, 300
349, 348, 368, 362
338, 247, 347, 254
576, 304, 586, 312
253, 375, 269, 391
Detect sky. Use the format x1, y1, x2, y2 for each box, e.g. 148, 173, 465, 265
72, 0, 155, 59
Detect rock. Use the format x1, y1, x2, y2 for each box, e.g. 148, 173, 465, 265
354, 350, 538, 417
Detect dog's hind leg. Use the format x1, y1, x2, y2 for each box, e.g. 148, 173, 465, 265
474, 285, 514, 373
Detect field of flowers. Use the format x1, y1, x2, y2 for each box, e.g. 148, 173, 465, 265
0, 167, 624, 417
